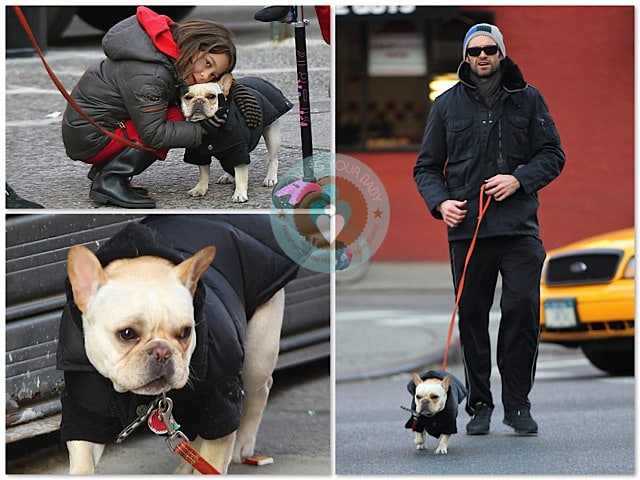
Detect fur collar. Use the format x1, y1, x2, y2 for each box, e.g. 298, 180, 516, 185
457, 56, 528, 93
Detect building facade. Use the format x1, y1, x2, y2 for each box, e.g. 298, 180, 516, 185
336, 6, 634, 261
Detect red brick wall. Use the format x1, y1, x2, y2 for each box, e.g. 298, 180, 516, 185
351, 6, 635, 261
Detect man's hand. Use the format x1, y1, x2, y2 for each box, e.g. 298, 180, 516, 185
484, 174, 520, 201
199, 93, 229, 135
438, 199, 468, 228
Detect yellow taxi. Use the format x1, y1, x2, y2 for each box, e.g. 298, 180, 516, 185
540, 228, 635, 375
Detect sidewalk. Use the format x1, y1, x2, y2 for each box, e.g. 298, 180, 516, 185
336, 262, 463, 382
6, 6, 330, 210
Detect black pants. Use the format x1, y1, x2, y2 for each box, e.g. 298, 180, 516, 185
449, 235, 546, 415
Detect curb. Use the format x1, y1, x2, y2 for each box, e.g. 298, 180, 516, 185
336, 338, 460, 383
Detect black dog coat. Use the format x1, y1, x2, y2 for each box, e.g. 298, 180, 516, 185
183, 77, 293, 176
57, 215, 300, 443
404, 370, 468, 438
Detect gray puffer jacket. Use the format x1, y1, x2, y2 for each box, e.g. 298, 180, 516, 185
61, 8, 201, 160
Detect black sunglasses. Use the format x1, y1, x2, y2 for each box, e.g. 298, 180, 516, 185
466, 45, 499, 57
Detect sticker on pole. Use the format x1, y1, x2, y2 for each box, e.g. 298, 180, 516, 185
270, 153, 389, 273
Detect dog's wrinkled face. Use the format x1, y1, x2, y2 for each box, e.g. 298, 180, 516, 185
67, 245, 216, 395
181, 72, 234, 122
181, 82, 223, 122
413, 373, 450, 417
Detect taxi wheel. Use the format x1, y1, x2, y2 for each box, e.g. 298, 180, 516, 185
581, 339, 634, 376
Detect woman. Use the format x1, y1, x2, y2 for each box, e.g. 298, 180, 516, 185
62, 6, 235, 208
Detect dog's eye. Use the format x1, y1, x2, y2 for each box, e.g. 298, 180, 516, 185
178, 327, 192, 340
119, 328, 139, 342
184, 94, 193, 100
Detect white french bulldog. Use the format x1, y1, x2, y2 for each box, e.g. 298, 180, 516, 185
180, 73, 282, 203
412, 373, 452, 455
64, 244, 285, 474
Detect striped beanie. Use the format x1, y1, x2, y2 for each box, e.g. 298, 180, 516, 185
462, 23, 506, 60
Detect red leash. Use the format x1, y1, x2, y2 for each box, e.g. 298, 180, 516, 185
12, 6, 155, 152
158, 396, 222, 474
442, 184, 492, 371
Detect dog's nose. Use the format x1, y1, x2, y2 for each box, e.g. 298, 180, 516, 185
151, 345, 172, 363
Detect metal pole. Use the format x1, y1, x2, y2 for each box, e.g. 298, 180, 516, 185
293, 7, 314, 181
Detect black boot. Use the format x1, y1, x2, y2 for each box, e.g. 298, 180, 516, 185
87, 163, 149, 196
90, 148, 157, 208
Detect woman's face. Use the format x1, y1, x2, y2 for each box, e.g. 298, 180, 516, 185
184, 51, 231, 86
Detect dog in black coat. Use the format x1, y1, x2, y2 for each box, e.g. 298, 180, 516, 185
181, 73, 292, 203
404, 370, 467, 454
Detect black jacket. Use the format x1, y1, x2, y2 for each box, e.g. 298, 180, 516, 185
404, 370, 467, 438
183, 77, 293, 174
414, 57, 565, 241
57, 215, 299, 443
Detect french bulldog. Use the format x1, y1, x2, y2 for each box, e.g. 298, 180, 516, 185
63, 243, 286, 474
405, 370, 467, 455
181, 73, 290, 203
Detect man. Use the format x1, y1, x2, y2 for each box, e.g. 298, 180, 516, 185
413, 23, 565, 436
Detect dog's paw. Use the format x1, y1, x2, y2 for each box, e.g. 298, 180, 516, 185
262, 176, 278, 188
232, 436, 257, 464
232, 192, 248, 203
188, 184, 209, 197
434, 446, 448, 455
216, 173, 235, 185
415, 443, 427, 450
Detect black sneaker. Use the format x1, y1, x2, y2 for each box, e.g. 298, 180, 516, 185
503, 409, 538, 435
466, 402, 493, 435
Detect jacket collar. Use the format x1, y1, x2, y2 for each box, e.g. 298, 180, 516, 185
457, 56, 528, 93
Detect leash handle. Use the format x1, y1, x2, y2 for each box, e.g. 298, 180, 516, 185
442, 184, 492, 370
12, 6, 156, 153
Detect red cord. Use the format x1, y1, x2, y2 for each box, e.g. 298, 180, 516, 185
442, 184, 492, 371
12, 6, 156, 152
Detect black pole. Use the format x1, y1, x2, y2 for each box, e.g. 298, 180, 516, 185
294, 9, 314, 181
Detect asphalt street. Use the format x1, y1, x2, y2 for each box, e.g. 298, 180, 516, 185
5, 6, 331, 210
335, 264, 635, 476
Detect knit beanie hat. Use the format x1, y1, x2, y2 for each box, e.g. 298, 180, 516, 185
462, 23, 506, 60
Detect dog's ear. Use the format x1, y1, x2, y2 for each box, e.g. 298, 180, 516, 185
219, 73, 233, 96
412, 373, 423, 386
173, 246, 216, 296
67, 245, 108, 314
442, 374, 451, 392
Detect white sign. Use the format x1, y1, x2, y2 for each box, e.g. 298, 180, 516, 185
368, 32, 427, 77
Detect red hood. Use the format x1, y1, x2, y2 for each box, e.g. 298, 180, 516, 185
136, 6, 179, 59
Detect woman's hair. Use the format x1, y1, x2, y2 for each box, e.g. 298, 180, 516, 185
172, 20, 237, 80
